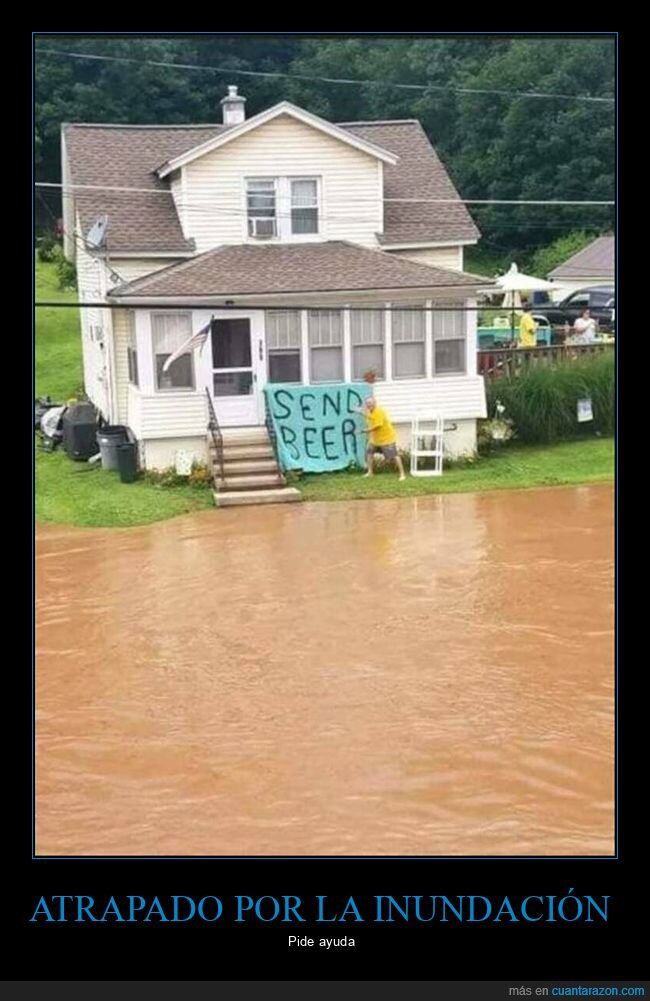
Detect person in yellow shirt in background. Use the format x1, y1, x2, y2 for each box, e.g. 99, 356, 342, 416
358, 397, 406, 481
518, 302, 538, 349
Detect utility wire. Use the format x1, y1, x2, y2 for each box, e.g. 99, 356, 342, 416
35, 304, 571, 313
35, 47, 615, 104
35, 181, 615, 206
36, 189, 128, 284
36, 186, 613, 241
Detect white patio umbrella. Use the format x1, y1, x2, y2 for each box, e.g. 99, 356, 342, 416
494, 264, 556, 340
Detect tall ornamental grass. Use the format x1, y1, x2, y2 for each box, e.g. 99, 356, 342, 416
486, 352, 614, 444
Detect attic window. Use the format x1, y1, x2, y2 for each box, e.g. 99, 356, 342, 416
246, 177, 320, 240
247, 179, 277, 239
291, 179, 318, 235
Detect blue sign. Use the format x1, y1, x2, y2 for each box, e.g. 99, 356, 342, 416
264, 383, 372, 472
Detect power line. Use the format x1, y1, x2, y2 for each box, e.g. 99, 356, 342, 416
35, 181, 615, 206
36, 189, 128, 284
35, 47, 615, 104
37, 303, 497, 312
36, 186, 613, 245
36, 189, 88, 258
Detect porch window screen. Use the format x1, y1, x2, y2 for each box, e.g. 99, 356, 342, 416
433, 305, 466, 374
247, 178, 277, 238
392, 305, 426, 378
152, 312, 194, 390
350, 307, 385, 379
127, 311, 139, 387
291, 179, 318, 235
308, 310, 343, 383
266, 310, 302, 383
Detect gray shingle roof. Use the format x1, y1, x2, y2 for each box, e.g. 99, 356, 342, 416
64, 124, 227, 253
548, 236, 615, 278
63, 114, 479, 253
109, 241, 489, 298
341, 121, 479, 244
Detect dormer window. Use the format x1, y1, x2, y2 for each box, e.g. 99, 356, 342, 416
246, 178, 277, 239
246, 176, 320, 240
290, 179, 318, 235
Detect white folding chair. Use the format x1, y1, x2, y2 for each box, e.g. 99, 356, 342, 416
410, 413, 444, 477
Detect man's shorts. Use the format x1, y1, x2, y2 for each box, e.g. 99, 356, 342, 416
368, 443, 398, 460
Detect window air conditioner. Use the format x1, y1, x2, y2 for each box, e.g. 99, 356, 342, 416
249, 217, 276, 239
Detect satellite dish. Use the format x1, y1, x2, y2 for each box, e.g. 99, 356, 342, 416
86, 214, 108, 249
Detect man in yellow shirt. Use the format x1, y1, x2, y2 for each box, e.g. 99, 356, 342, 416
359, 397, 406, 480
518, 303, 538, 349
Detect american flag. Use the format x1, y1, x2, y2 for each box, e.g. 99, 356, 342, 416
162, 319, 212, 373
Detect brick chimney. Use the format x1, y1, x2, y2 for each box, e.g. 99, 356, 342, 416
220, 85, 246, 126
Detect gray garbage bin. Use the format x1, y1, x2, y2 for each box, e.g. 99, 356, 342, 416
97, 425, 128, 470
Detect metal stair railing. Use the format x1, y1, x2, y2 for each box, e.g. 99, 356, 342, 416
205, 388, 225, 485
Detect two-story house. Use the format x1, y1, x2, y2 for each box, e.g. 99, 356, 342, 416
62, 85, 491, 479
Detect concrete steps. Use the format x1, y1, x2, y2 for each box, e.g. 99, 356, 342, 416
214, 487, 302, 508
209, 425, 301, 508
221, 427, 269, 445
222, 458, 279, 475
215, 472, 286, 491
212, 444, 275, 461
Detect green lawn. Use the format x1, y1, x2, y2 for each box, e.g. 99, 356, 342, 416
298, 438, 614, 502
35, 257, 614, 527
36, 450, 214, 527
35, 259, 213, 527
35, 260, 84, 400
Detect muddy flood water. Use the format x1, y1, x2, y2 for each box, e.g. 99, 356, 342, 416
36, 484, 614, 857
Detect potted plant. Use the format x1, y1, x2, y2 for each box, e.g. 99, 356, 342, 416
363, 368, 378, 384
486, 400, 514, 445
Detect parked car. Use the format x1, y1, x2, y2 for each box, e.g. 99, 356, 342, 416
540, 287, 615, 331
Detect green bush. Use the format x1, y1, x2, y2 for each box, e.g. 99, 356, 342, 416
54, 247, 77, 291
477, 417, 516, 455
37, 233, 59, 263
486, 352, 614, 444
187, 462, 212, 486
529, 231, 599, 279
143, 462, 212, 489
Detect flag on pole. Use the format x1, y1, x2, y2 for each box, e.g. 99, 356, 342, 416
162, 319, 212, 373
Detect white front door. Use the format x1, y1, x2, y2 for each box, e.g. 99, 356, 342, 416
204, 312, 266, 426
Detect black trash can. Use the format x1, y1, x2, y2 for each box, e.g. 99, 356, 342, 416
116, 441, 139, 484
97, 425, 128, 470
63, 403, 99, 461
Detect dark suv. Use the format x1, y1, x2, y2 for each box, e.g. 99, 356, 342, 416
537, 286, 615, 331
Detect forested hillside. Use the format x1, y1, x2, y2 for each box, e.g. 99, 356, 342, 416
35, 35, 615, 268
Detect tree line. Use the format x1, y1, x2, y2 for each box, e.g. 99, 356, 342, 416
35, 35, 615, 268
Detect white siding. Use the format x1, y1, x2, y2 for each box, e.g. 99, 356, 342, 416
75, 222, 110, 417
132, 391, 208, 439
170, 171, 187, 238
388, 246, 464, 271
110, 259, 183, 283
124, 298, 483, 460
179, 114, 383, 252
61, 133, 75, 262
77, 247, 183, 423
392, 417, 477, 457
142, 436, 208, 470
112, 309, 132, 424
127, 387, 208, 469
108, 260, 184, 424
126, 385, 143, 437
373, 376, 487, 423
